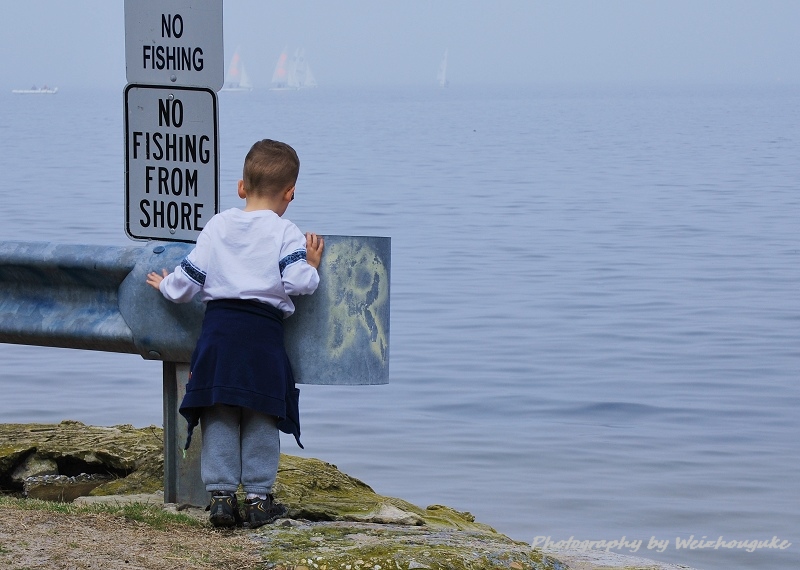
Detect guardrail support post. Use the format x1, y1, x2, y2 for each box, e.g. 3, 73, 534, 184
162, 361, 205, 506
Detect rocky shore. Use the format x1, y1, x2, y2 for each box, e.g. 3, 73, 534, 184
0, 422, 697, 569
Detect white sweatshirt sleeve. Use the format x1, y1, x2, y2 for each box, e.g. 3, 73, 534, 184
157, 227, 212, 303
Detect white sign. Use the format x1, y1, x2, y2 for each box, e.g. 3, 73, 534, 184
124, 0, 223, 91
124, 85, 219, 243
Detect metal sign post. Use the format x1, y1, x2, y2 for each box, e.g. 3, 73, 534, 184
123, 0, 225, 502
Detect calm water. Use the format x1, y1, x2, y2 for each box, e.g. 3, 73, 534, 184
1, 84, 798, 570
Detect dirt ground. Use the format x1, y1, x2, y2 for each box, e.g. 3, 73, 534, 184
0, 505, 262, 570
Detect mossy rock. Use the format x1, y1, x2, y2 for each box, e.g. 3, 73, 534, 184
1, 422, 493, 533
274, 455, 496, 532
0, 421, 163, 495
253, 520, 560, 570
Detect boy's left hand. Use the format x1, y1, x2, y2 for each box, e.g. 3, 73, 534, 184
146, 269, 169, 290
305, 232, 324, 269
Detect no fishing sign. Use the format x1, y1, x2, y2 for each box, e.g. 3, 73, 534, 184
123, 0, 222, 243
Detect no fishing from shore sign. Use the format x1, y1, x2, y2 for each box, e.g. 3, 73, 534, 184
124, 85, 219, 243
124, 0, 222, 242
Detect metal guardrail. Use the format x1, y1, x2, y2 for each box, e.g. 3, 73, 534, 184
0, 237, 391, 385
0, 240, 200, 360
0, 237, 390, 505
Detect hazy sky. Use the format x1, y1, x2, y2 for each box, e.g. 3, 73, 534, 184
1, 0, 799, 90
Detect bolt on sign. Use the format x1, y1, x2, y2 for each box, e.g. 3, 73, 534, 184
124, 85, 219, 243
124, 0, 223, 90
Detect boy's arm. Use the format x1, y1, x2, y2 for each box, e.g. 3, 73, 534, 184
281, 229, 322, 295
145, 240, 209, 303
146, 220, 214, 302
150, 258, 204, 302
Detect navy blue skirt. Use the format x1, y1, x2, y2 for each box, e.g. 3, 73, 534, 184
179, 299, 302, 448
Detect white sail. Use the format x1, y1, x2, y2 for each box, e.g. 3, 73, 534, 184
292, 49, 307, 87
238, 63, 252, 90
298, 49, 317, 88
437, 49, 449, 88
291, 48, 312, 88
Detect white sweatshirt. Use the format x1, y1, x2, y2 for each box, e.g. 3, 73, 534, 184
158, 208, 320, 317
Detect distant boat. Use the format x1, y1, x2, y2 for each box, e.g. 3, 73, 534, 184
12, 85, 58, 94
270, 48, 291, 90
221, 48, 253, 92
437, 49, 449, 88
270, 47, 317, 90
291, 48, 317, 89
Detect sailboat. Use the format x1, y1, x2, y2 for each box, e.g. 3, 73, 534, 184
221, 48, 253, 92
11, 85, 58, 94
437, 49, 449, 88
270, 47, 317, 90
270, 48, 291, 90
291, 48, 317, 89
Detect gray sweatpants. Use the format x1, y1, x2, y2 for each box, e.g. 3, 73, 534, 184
199, 403, 280, 495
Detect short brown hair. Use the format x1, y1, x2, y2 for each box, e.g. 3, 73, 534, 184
242, 139, 300, 197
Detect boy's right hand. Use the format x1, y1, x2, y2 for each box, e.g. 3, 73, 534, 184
305, 232, 324, 269
146, 269, 169, 290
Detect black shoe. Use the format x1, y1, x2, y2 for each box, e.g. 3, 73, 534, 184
208, 492, 242, 528
244, 494, 287, 528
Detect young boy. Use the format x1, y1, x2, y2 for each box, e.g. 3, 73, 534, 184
146, 139, 324, 528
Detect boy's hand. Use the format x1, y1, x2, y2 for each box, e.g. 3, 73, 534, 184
305, 232, 324, 269
146, 269, 169, 290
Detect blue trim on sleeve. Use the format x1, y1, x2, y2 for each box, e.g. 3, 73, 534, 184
279, 249, 306, 275
181, 258, 206, 286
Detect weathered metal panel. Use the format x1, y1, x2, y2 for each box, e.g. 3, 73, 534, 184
123, 236, 391, 385
288, 236, 390, 385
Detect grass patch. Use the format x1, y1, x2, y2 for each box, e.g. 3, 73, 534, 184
0, 494, 203, 530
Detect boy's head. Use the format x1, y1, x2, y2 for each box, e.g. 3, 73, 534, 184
242, 139, 300, 198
